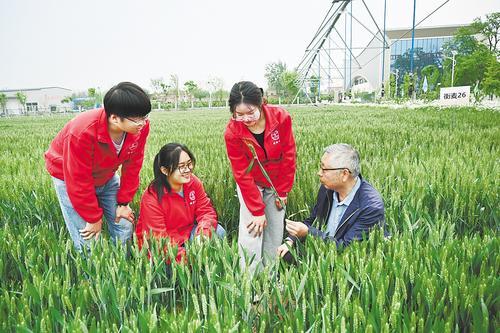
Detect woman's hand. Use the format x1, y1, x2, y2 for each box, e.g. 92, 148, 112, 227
247, 214, 267, 237
275, 196, 287, 210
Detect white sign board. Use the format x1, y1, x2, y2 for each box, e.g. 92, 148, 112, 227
440, 86, 470, 106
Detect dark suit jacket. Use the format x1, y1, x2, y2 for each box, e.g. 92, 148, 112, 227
295, 177, 388, 248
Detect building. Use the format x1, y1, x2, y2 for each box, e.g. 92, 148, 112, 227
349, 24, 465, 94
0, 86, 72, 115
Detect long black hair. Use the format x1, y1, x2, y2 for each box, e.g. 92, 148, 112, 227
149, 143, 196, 202
228, 81, 263, 114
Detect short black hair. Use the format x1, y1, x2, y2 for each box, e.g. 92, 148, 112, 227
228, 81, 263, 114
103, 82, 151, 118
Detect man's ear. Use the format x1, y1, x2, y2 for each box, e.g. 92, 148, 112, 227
109, 114, 120, 123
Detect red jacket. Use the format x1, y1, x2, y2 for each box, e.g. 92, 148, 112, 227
224, 104, 296, 216
45, 108, 150, 223
136, 175, 218, 261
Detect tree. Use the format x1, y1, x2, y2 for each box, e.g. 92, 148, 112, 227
264, 61, 287, 98
193, 87, 209, 103
61, 96, 72, 104
442, 26, 479, 57
472, 12, 500, 54
453, 45, 496, 88
391, 47, 440, 84
81, 87, 101, 109
87, 88, 96, 98
482, 58, 500, 98
150, 78, 170, 108
389, 73, 397, 98
441, 20, 499, 89
281, 71, 299, 102
214, 89, 228, 105
208, 76, 224, 106
420, 65, 440, 91
309, 75, 320, 99
184, 80, 198, 108
170, 74, 180, 109
0, 93, 7, 115
150, 78, 164, 95
184, 80, 197, 96
16, 92, 27, 113
402, 73, 411, 99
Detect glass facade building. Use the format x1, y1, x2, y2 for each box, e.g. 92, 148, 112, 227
390, 36, 453, 76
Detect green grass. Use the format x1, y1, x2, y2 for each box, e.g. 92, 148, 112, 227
0, 105, 498, 332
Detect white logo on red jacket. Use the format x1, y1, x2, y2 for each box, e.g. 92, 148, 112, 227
129, 143, 138, 151
271, 130, 280, 144
189, 190, 196, 203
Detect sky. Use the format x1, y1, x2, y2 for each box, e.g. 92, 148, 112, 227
0, 0, 498, 93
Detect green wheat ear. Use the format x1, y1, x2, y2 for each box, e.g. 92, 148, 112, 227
243, 139, 286, 210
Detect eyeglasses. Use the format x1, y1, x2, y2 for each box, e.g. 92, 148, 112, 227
177, 160, 194, 174
319, 166, 351, 174
124, 115, 149, 125
234, 106, 260, 122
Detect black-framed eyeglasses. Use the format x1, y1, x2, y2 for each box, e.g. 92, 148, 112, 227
319, 166, 351, 173
177, 160, 194, 173
124, 115, 149, 125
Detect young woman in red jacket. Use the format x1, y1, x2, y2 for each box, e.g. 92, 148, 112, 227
136, 143, 225, 262
224, 81, 297, 273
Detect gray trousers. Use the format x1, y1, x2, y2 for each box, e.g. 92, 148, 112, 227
237, 186, 285, 274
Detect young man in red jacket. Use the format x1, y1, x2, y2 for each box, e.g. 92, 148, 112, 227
45, 82, 151, 251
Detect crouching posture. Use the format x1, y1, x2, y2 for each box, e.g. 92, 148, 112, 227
136, 143, 225, 262
45, 82, 151, 251
278, 144, 388, 260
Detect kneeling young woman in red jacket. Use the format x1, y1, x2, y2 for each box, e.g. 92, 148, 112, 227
136, 143, 225, 262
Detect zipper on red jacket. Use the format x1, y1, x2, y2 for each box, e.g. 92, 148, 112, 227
116, 133, 129, 158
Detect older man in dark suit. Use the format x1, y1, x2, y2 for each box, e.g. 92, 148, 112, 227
278, 143, 387, 259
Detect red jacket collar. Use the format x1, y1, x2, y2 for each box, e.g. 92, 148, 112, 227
162, 176, 196, 197
96, 108, 112, 144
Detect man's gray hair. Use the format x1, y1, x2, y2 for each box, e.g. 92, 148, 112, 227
323, 143, 361, 178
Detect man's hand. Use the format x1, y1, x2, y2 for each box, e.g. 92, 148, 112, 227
275, 196, 288, 210
285, 219, 309, 239
277, 239, 294, 258
79, 219, 103, 240
247, 215, 267, 237
115, 204, 134, 224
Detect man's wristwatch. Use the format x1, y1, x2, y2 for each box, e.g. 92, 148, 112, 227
117, 202, 129, 207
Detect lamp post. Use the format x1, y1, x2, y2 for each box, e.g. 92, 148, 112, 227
443, 51, 458, 87
451, 51, 457, 87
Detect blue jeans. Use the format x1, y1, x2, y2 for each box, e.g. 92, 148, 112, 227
52, 175, 134, 251
189, 223, 226, 241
